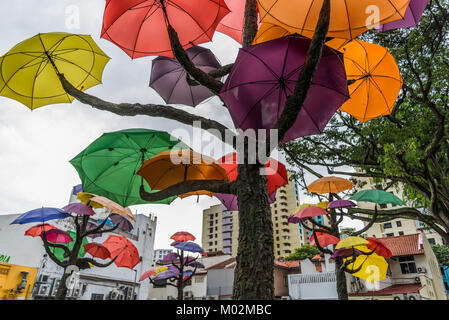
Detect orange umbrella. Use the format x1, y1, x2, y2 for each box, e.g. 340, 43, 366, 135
24, 223, 57, 237
294, 206, 328, 219
171, 231, 196, 242
339, 40, 403, 122
89, 196, 136, 222
84, 243, 111, 260
137, 149, 228, 191
103, 235, 140, 269
257, 0, 411, 39
307, 176, 353, 194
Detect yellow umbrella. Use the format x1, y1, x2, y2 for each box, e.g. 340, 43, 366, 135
76, 192, 103, 209
335, 236, 370, 250
0, 32, 109, 109
344, 249, 388, 283
294, 201, 329, 213
153, 266, 168, 276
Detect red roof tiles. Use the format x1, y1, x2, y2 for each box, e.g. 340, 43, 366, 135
377, 233, 424, 257
274, 260, 300, 269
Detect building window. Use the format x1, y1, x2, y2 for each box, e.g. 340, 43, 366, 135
396, 221, 402, 227
91, 293, 104, 300
386, 233, 394, 237
383, 222, 392, 229
214, 241, 217, 245
283, 276, 288, 287
398, 231, 404, 236
209, 222, 213, 226
209, 235, 213, 239
215, 213, 218, 217
399, 256, 417, 274
277, 244, 280, 248
428, 238, 436, 245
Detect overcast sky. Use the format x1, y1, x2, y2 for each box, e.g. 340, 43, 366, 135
0, 0, 362, 250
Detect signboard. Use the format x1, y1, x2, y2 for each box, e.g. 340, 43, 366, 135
0, 254, 11, 263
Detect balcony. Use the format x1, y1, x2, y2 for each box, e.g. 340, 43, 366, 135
222, 218, 233, 226
222, 225, 233, 233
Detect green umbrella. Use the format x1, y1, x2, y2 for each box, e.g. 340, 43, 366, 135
70, 128, 188, 207
48, 230, 87, 261
350, 189, 404, 206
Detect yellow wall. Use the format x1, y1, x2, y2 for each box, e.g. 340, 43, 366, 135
0, 263, 38, 300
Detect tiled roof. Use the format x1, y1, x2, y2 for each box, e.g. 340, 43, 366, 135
349, 284, 423, 296
311, 254, 325, 262
377, 233, 424, 257
274, 260, 300, 269
205, 257, 236, 270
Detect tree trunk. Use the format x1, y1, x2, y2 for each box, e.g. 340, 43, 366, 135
232, 163, 274, 300
335, 260, 349, 300
54, 269, 70, 300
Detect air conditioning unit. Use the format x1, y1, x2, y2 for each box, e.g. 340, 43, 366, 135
407, 293, 421, 300
392, 294, 405, 300
51, 280, 60, 296
207, 295, 219, 300
414, 277, 421, 283
417, 267, 427, 274
107, 289, 120, 300
39, 274, 49, 283
37, 284, 50, 296
281, 296, 291, 300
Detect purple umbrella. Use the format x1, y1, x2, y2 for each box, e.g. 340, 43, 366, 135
72, 184, 83, 195
215, 190, 277, 211
219, 35, 348, 144
287, 215, 308, 224
150, 46, 221, 107
86, 221, 102, 239
327, 199, 356, 209
162, 252, 179, 262
152, 269, 180, 281
331, 248, 362, 260
63, 203, 95, 216
187, 261, 205, 269
170, 240, 183, 247
174, 242, 204, 253
109, 213, 134, 232
379, 0, 430, 32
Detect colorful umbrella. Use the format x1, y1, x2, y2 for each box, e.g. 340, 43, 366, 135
76, 192, 103, 209
294, 206, 328, 219
139, 269, 156, 281
138, 149, 228, 191
24, 224, 57, 237
162, 252, 180, 262
215, 189, 277, 212
379, 0, 430, 32
310, 232, 340, 247
0, 33, 110, 109
70, 129, 188, 207
103, 235, 140, 269
101, 0, 230, 59
295, 202, 329, 211
109, 213, 134, 232
219, 35, 348, 144
152, 269, 180, 281
216, 0, 247, 43
307, 176, 353, 194
327, 199, 356, 209
170, 240, 183, 246
90, 196, 136, 222
366, 237, 393, 258
11, 207, 71, 225
153, 266, 168, 276
335, 236, 370, 250
48, 230, 88, 261
174, 242, 204, 253
42, 229, 73, 244
331, 248, 362, 260
85, 221, 103, 239
350, 189, 404, 206
256, 0, 411, 39
72, 184, 83, 195
84, 243, 111, 260
62, 203, 95, 216
287, 215, 307, 224
150, 46, 221, 107
171, 231, 196, 242
344, 250, 388, 283
339, 40, 403, 122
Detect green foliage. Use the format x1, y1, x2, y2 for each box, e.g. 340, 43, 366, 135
432, 244, 449, 267
285, 244, 320, 261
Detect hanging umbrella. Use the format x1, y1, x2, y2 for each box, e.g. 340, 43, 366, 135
294, 206, 328, 219
162, 252, 180, 262
150, 46, 221, 107
331, 248, 362, 260
70, 129, 188, 207
327, 199, 356, 209
171, 231, 196, 242
344, 250, 388, 283
84, 243, 111, 260
379, 0, 430, 32
48, 230, 88, 261
153, 266, 168, 276
219, 35, 348, 144
97, 218, 115, 228
76, 192, 103, 209
307, 176, 353, 194
101, 0, 230, 59
218, 153, 288, 195
335, 236, 370, 250
42, 229, 73, 244
174, 242, 204, 253
103, 235, 140, 269
85, 221, 103, 239
287, 215, 307, 224
152, 269, 180, 281
24, 224, 58, 237
179, 190, 214, 199
11, 207, 72, 225
187, 261, 205, 269
366, 237, 393, 258
339, 40, 403, 122
90, 196, 136, 222
295, 202, 329, 211
109, 213, 134, 232
138, 149, 228, 191
310, 232, 340, 247
215, 189, 277, 212
72, 184, 83, 195
139, 269, 156, 282
216, 0, 248, 43
0, 33, 110, 109
62, 203, 95, 216
350, 189, 404, 206
256, 0, 411, 39
170, 240, 183, 246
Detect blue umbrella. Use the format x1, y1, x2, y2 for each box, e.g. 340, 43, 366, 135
97, 218, 115, 227
10, 207, 72, 225
183, 269, 193, 277
174, 241, 204, 253
72, 184, 83, 195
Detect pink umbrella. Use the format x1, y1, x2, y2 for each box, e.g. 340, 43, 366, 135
294, 206, 328, 219
41, 229, 73, 244
139, 269, 156, 281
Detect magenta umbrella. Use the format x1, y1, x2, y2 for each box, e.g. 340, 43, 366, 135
152, 269, 180, 281
62, 203, 95, 216
162, 252, 180, 262
150, 46, 221, 107
41, 229, 73, 244
287, 215, 307, 224
379, 0, 429, 32
331, 248, 362, 260
327, 199, 356, 209
219, 35, 348, 144
215, 190, 277, 211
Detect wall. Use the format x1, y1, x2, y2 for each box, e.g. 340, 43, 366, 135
0, 263, 38, 300
207, 268, 234, 297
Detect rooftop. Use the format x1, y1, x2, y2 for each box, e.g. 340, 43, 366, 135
377, 233, 424, 257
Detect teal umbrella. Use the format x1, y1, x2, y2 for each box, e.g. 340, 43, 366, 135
350, 189, 404, 206
70, 128, 188, 207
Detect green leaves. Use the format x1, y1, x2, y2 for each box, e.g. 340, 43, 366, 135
285, 244, 320, 261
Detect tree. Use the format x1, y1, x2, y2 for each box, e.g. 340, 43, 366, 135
432, 244, 449, 267
285, 244, 320, 261
282, 0, 449, 244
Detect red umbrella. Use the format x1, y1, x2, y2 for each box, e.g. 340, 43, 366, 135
294, 206, 328, 219
216, 0, 247, 43
103, 235, 140, 269
310, 232, 340, 247
84, 243, 111, 260
171, 231, 196, 242
218, 153, 288, 195
24, 224, 57, 237
101, 0, 230, 59
41, 229, 73, 244
139, 269, 156, 282
366, 237, 393, 258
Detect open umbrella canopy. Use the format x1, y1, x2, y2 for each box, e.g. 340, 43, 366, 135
139, 269, 156, 282
327, 199, 356, 209
215, 189, 277, 212
70, 128, 188, 207
154, 266, 168, 276
48, 230, 88, 261
109, 213, 134, 232
307, 176, 353, 194
293, 206, 328, 219
379, 0, 430, 32
220, 35, 348, 144
138, 149, 228, 191
171, 231, 196, 242
85, 221, 103, 239
350, 189, 404, 206
0, 32, 110, 109
62, 203, 95, 216
101, 0, 230, 59
162, 252, 180, 262
150, 46, 221, 107
256, 0, 411, 39
84, 243, 111, 260
76, 192, 103, 209
11, 207, 72, 225
174, 241, 204, 253
152, 269, 180, 281
366, 237, 393, 258
344, 250, 388, 283
187, 261, 205, 269
103, 235, 140, 269
339, 40, 403, 122
331, 248, 362, 260
170, 240, 183, 246
335, 236, 370, 250
90, 196, 136, 222
216, 0, 248, 43
24, 224, 57, 237
42, 229, 73, 244
310, 232, 340, 247
295, 202, 329, 211
287, 215, 307, 224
